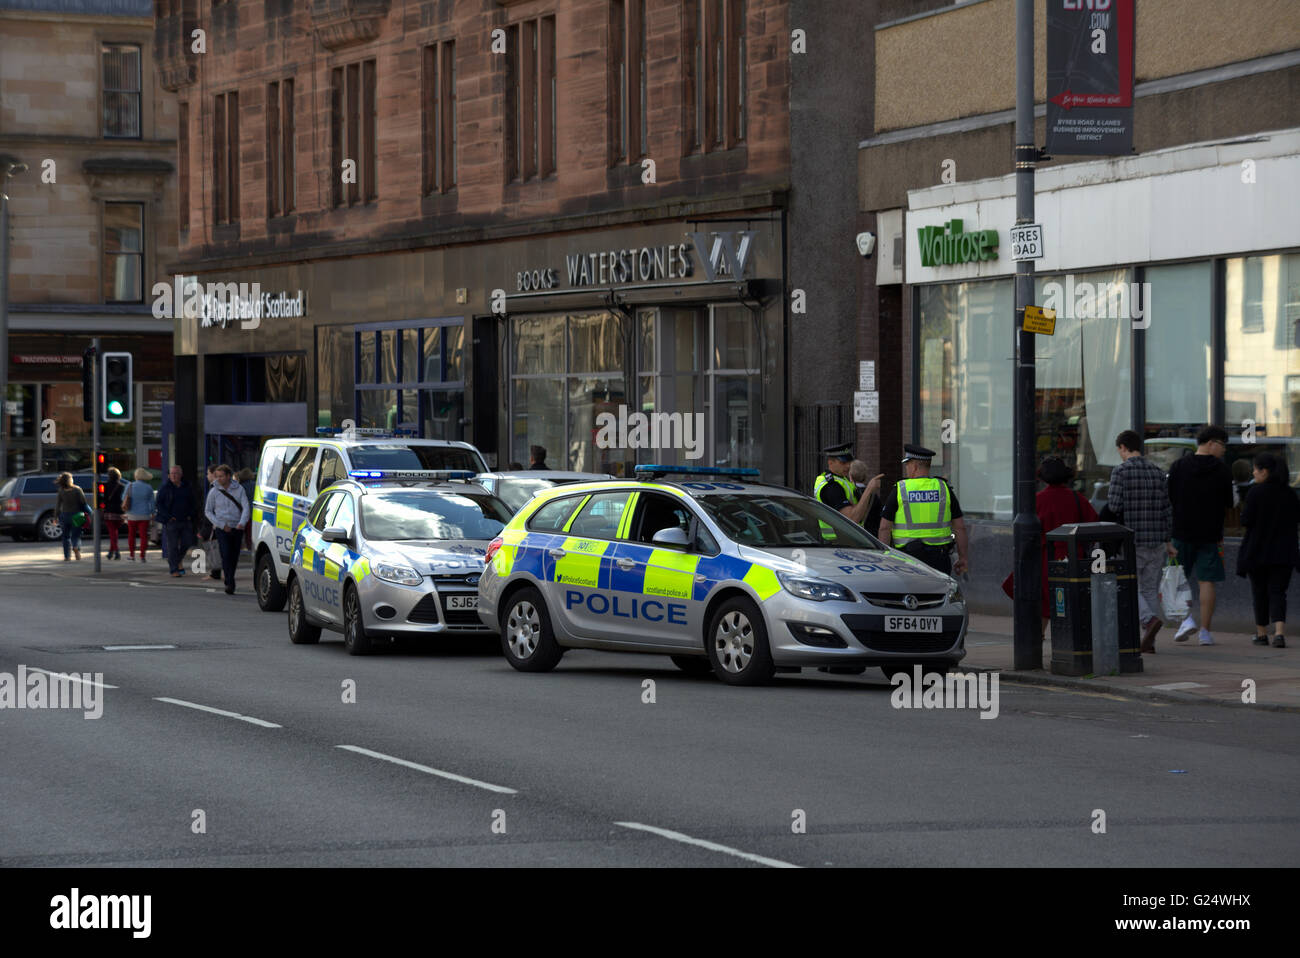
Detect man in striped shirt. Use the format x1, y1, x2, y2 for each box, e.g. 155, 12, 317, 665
1105, 430, 1175, 653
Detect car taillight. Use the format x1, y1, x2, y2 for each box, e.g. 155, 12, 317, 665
3, 498, 18, 514
485, 536, 503, 564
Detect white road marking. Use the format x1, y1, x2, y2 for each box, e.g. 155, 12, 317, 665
154, 697, 281, 728
614, 821, 801, 868
336, 745, 518, 795
25, 667, 117, 689
103, 644, 177, 651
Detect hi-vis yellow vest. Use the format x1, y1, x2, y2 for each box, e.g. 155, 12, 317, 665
813, 472, 856, 540
892, 477, 954, 545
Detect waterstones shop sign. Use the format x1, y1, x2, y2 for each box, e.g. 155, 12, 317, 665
515, 231, 755, 292
917, 220, 1000, 268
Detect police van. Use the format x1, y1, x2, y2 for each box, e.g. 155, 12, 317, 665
252, 429, 488, 612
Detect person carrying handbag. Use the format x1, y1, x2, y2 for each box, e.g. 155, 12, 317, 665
122, 467, 156, 561
54, 472, 92, 562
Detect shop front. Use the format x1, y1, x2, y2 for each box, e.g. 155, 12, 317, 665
905, 129, 1300, 540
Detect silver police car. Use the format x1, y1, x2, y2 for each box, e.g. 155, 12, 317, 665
478, 466, 967, 685
286, 470, 513, 655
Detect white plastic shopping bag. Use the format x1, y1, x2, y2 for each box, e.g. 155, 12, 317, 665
1160, 560, 1191, 621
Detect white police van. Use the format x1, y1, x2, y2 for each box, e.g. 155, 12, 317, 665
252, 429, 488, 612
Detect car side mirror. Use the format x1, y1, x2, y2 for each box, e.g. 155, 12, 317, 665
651, 527, 690, 549
321, 525, 351, 544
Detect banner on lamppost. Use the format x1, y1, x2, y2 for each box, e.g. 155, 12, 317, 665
1045, 0, 1136, 156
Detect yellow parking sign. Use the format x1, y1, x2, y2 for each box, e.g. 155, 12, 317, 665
1023, 305, 1057, 335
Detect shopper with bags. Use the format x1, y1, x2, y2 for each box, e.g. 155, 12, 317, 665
1102, 431, 1175, 653
55, 472, 92, 562
1237, 451, 1299, 648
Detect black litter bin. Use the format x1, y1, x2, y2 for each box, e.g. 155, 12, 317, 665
1046, 522, 1143, 676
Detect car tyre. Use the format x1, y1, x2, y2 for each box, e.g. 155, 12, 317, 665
37, 512, 63, 542
342, 583, 374, 656
256, 551, 288, 612
706, 596, 775, 686
670, 654, 713, 676
499, 587, 563, 673
287, 577, 321, 645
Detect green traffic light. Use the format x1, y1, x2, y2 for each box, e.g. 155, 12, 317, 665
108, 400, 124, 416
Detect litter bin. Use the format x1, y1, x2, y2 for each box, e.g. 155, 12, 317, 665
1046, 522, 1143, 676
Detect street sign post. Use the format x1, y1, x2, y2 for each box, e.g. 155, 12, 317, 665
1009, 223, 1044, 261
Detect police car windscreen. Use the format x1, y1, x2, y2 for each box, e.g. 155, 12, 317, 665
696, 494, 884, 549
495, 478, 554, 511
361, 491, 512, 541
348, 445, 482, 472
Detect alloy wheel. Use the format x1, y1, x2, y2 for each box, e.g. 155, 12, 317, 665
714, 610, 754, 674
506, 600, 541, 660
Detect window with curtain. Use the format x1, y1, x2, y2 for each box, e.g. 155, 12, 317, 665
103, 202, 143, 303
1145, 261, 1212, 437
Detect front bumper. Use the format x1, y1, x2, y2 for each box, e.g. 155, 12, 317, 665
358, 573, 493, 636
765, 592, 968, 668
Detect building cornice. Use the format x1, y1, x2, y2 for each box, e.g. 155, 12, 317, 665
171, 187, 792, 275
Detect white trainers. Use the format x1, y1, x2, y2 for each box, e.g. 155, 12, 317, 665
1174, 616, 1197, 641
1198, 629, 1215, 646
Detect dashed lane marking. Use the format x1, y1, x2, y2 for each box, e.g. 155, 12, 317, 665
26, 667, 117, 689
614, 821, 800, 868
336, 745, 518, 795
154, 697, 282, 728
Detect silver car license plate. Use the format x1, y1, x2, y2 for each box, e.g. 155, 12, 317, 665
446, 595, 479, 610
884, 615, 941, 633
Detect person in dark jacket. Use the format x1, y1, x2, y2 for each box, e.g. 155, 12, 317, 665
1035, 457, 1099, 636
528, 445, 549, 469
55, 472, 91, 562
1236, 452, 1299, 648
155, 465, 198, 577
1166, 425, 1235, 645
102, 466, 125, 560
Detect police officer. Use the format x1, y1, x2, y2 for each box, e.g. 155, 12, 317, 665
877, 444, 969, 575
814, 441, 883, 534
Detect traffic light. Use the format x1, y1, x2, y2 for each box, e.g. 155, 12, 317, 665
82, 346, 96, 422
101, 352, 133, 423
96, 453, 107, 508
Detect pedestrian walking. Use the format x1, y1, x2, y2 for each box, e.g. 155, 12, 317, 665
122, 467, 155, 561
1167, 425, 1234, 645
528, 445, 549, 469
1237, 451, 1299, 649
814, 442, 883, 539
198, 464, 222, 580
1103, 430, 1175, 653
55, 472, 91, 562
1034, 456, 1099, 638
877, 444, 968, 575
237, 467, 256, 551
155, 465, 198, 577
204, 464, 250, 595
101, 466, 125, 560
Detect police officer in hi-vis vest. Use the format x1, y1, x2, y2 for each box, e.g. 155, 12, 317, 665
814, 441, 883, 535
877, 444, 970, 575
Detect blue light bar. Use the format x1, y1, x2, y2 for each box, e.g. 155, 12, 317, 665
347, 469, 476, 481
634, 464, 760, 479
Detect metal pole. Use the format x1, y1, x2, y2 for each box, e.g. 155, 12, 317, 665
93, 337, 101, 573
0, 181, 9, 479
1012, 0, 1042, 670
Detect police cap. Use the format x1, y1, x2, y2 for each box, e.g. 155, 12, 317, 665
901, 444, 936, 463
823, 441, 854, 462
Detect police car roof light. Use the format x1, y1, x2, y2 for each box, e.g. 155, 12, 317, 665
633, 464, 761, 480
315, 426, 421, 438
347, 469, 475, 481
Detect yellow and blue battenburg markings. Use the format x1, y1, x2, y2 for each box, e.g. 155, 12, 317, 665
293, 527, 370, 583
255, 485, 312, 549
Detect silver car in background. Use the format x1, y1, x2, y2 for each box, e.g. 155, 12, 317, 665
474, 471, 613, 513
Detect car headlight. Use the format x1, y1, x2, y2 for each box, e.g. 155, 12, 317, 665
778, 573, 853, 602
946, 581, 964, 604
373, 562, 423, 586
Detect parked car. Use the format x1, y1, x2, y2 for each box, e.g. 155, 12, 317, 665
473, 470, 613, 513
0, 472, 95, 541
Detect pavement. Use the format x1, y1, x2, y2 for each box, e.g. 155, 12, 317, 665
2, 539, 1297, 711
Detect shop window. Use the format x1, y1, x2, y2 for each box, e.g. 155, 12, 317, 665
102, 43, 141, 138
103, 202, 143, 303
315, 326, 355, 431
1145, 262, 1211, 435
205, 353, 305, 404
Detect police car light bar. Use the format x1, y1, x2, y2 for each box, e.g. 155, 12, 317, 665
347, 469, 476, 481
633, 464, 761, 480
316, 427, 420, 438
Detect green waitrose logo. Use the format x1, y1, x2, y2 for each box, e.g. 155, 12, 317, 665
917, 219, 999, 267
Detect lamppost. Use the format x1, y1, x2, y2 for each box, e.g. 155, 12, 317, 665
0, 155, 30, 479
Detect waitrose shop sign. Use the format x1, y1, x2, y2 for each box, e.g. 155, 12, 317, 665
917, 220, 1000, 267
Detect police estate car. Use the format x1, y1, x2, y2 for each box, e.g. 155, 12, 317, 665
252, 429, 488, 614
285, 470, 512, 655
477, 466, 968, 685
